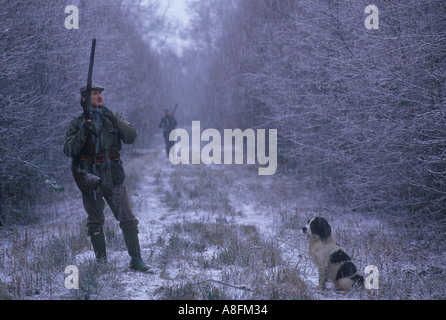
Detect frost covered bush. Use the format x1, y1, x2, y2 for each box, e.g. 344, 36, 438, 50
190, 0, 446, 218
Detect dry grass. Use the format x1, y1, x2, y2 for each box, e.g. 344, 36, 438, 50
150, 165, 311, 300
0, 217, 126, 300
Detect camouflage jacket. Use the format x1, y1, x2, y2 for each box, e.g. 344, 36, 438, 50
63, 106, 136, 190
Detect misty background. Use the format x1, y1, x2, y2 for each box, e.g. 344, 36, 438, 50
1, 0, 446, 226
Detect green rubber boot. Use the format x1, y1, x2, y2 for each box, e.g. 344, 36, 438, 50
122, 228, 151, 272
89, 226, 107, 264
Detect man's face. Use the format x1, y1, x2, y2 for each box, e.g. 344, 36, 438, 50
82, 90, 104, 107
91, 90, 103, 107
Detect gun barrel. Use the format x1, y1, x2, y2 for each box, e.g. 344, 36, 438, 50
84, 38, 97, 120
172, 102, 179, 115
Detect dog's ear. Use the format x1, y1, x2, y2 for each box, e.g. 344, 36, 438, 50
310, 217, 331, 240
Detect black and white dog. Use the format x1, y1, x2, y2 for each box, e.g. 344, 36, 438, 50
302, 217, 364, 291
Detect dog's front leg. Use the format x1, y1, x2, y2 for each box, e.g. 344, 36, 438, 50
317, 267, 328, 290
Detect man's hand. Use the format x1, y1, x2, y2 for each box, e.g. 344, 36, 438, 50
82, 119, 94, 137
116, 112, 131, 126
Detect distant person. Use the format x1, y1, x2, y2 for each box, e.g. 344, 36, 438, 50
159, 108, 178, 157
63, 83, 151, 272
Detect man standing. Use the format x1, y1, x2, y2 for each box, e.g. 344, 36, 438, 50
159, 108, 178, 157
64, 84, 150, 272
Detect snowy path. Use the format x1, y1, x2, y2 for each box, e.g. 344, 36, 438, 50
112, 133, 323, 299
118, 146, 177, 299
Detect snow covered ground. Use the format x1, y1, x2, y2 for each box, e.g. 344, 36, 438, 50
0, 132, 445, 300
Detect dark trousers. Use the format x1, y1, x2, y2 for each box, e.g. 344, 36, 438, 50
81, 184, 139, 234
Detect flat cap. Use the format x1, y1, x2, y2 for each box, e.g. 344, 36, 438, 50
80, 83, 105, 96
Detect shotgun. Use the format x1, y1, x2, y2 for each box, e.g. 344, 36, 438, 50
71, 38, 101, 193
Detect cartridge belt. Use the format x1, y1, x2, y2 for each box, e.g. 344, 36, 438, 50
80, 153, 120, 163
